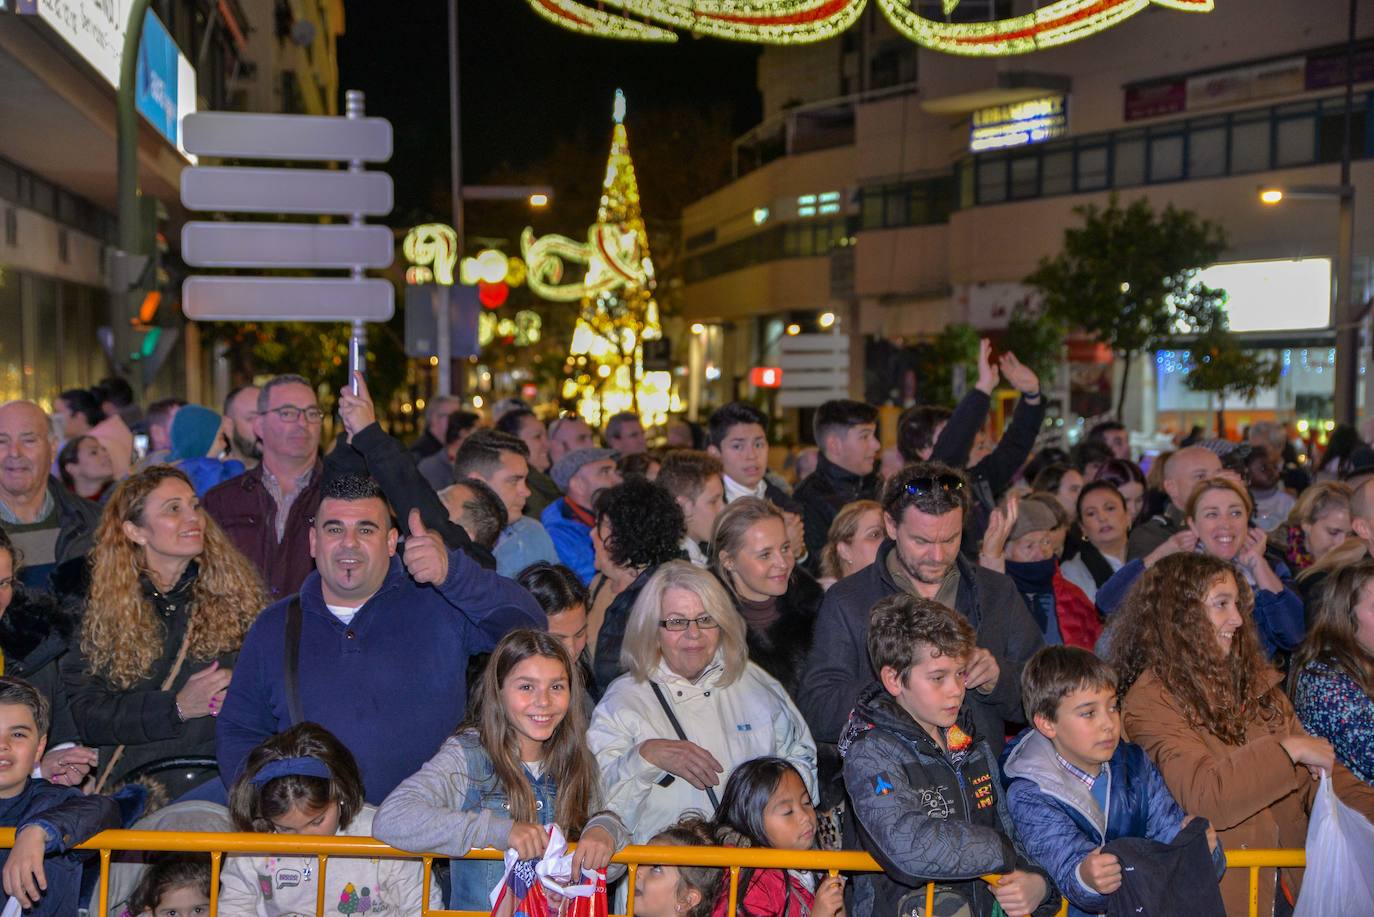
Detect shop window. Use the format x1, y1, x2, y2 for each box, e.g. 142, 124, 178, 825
1275, 117, 1316, 166
1148, 134, 1184, 182
1113, 134, 1146, 186
0, 269, 20, 403
1076, 146, 1109, 191
860, 190, 884, 230
1188, 120, 1227, 178
978, 157, 1007, 203
1318, 107, 1367, 162
1009, 155, 1039, 199
1041, 149, 1073, 196
1230, 116, 1270, 173
884, 188, 909, 226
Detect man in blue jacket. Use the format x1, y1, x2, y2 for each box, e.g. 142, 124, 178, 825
215, 473, 545, 804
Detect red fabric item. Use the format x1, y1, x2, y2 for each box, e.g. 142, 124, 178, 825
710, 869, 815, 917
1052, 568, 1102, 650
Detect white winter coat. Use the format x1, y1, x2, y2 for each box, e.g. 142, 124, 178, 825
218, 805, 441, 916
588, 653, 818, 843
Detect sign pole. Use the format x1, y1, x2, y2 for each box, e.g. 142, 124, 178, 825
345, 90, 368, 390
444, 0, 462, 398
116, 0, 154, 391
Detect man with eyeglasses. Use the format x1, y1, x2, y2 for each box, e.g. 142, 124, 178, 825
205, 374, 325, 599
798, 461, 1044, 785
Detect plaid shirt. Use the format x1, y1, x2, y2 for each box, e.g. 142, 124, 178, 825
1056, 752, 1107, 789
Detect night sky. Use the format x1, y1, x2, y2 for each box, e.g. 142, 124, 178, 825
337, 1, 763, 220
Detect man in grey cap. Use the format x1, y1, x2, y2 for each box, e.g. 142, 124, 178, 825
539, 447, 621, 584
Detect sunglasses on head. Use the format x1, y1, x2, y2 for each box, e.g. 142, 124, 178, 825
904, 475, 965, 497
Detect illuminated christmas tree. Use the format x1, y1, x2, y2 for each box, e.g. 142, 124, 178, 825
563, 89, 671, 428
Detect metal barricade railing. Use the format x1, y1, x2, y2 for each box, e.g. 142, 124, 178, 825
0, 829, 1303, 917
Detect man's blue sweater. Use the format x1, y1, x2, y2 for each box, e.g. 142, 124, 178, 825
216, 547, 544, 804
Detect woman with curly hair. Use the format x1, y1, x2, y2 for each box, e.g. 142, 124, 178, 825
586, 478, 686, 696
1110, 552, 1374, 917
1290, 558, 1374, 784
60, 465, 265, 797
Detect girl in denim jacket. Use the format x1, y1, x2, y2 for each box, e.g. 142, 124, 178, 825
374, 630, 628, 909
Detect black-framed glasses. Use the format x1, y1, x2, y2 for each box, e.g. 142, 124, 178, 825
265, 405, 324, 424
659, 615, 720, 632
904, 475, 965, 497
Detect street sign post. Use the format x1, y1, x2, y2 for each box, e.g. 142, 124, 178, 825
778, 333, 850, 408
179, 92, 394, 382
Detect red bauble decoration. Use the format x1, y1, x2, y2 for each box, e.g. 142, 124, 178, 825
479, 281, 509, 309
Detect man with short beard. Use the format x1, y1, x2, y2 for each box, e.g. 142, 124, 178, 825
798, 462, 1043, 762
221, 385, 261, 468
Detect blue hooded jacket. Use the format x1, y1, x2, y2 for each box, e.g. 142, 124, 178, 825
1002, 729, 1225, 916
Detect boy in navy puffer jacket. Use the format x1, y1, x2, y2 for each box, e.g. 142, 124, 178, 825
1002, 647, 1225, 917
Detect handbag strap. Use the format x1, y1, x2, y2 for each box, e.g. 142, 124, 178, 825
650, 682, 720, 811
284, 595, 305, 726
93, 614, 196, 794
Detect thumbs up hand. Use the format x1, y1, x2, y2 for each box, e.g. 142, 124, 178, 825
403, 508, 449, 585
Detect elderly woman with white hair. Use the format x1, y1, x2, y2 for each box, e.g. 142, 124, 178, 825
587, 561, 817, 843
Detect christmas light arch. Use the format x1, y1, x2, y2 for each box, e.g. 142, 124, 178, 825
522, 0, 1214, 56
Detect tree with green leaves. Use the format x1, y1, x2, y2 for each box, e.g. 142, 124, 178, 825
1185, 322, 1283, 436
1026, 195, 1229, 418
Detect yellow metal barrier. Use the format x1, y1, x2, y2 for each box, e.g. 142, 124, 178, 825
0, 829, 1302, 917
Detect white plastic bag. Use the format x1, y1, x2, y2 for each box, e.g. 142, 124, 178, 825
1292, 771, 1374, 917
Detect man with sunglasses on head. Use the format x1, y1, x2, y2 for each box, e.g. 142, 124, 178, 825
798, 461, 1044, 784
205, 374, 325, 600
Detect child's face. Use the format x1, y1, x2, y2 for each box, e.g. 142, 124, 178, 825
761, 769, 817, 851
501, 654, 570, 762
881, 646, 968, 744
1034, 684, 1121, 775
546, 604, 589, 661
1204, 573, 1244, 655
270, 799, 340, 837
0, 702, 45, 798
153, 884, 211, 917
634, 860, 696, 917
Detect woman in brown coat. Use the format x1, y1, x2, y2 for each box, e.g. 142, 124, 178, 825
1110, 552, 1374, 917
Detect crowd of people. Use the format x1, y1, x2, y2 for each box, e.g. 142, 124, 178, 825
0, 341, 1372, 917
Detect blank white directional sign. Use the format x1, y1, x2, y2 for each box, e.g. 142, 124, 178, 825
182, 112, 393, 161
778, 333, 850, 408
181, 167, 393, 216
179, 105, 395, 324
182, 223, 394, 269
183, 277, 394, 322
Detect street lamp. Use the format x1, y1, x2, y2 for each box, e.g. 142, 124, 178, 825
1258, 183, 1358, 424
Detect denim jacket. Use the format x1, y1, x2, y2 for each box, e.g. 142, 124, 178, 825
373, 730, 627, 909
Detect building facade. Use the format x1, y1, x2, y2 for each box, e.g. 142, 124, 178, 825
679, 1, 1374, 444
0, 0, 343, 410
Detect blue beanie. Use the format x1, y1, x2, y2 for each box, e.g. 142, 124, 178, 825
169, 404, 223, 461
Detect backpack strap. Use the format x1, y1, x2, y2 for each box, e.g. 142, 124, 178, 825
284, 595, 304, 726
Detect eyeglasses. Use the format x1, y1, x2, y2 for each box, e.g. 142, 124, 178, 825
659, 615, 720, 632
265, 405, 324, 424
904, 475, 965, 497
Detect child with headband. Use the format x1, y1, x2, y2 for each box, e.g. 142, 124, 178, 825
220, 723, 441, 916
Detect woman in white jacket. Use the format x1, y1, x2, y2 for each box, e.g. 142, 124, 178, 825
588, 561, 817, 843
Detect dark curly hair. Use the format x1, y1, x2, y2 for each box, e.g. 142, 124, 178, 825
594, 479, 685, 570
1108, 552, 1281, 746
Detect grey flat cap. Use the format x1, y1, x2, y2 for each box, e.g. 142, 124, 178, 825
551, 447, 619, 491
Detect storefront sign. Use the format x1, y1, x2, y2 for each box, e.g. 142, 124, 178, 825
1186, 57, 1305, 112
1127, 44, 1374, 121
18, 2, 196, 152
970, 96, 1067, 152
